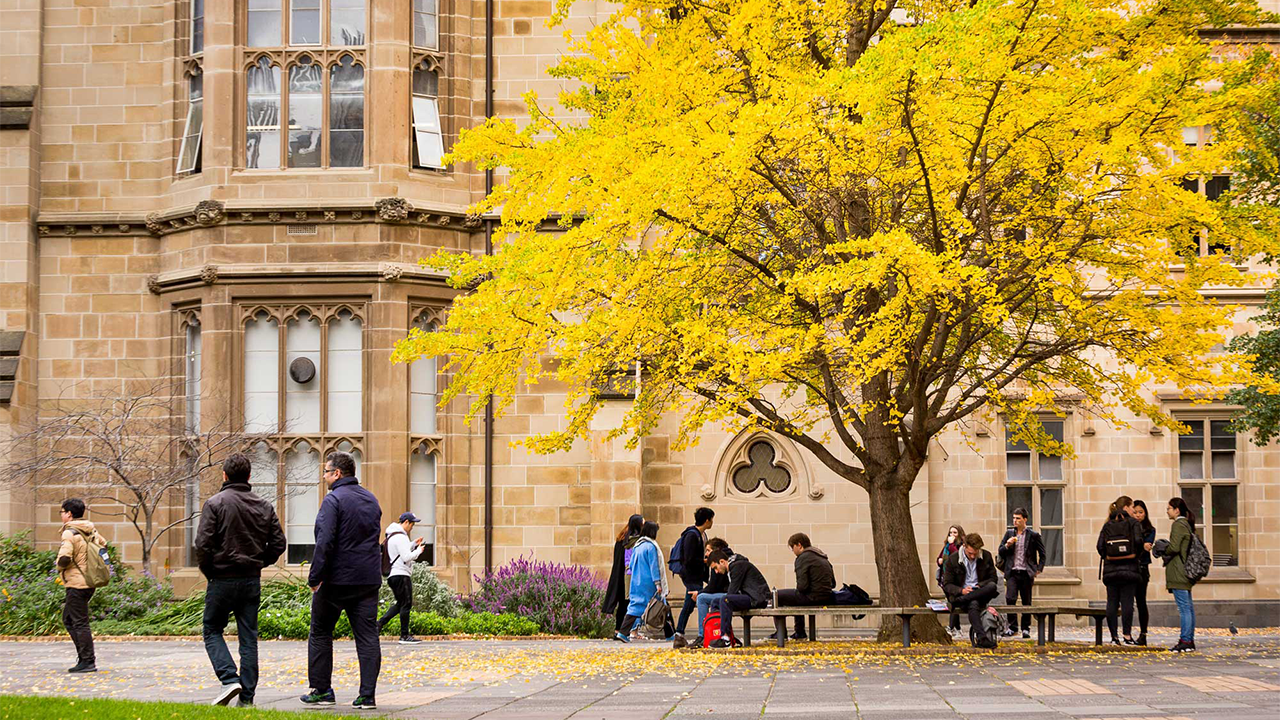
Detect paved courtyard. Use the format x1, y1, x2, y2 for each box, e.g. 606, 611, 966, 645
1, 629, 1278, 719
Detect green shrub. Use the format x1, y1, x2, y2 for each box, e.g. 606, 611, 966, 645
377, 563, 461, 617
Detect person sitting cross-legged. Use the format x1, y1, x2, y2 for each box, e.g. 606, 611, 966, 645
770, 533, 835, 641
941, 532, 1000, 647
707, 549, 770, 649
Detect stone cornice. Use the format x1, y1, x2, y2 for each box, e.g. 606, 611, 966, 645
35, 198, 485, 238
146, 262, 451, 294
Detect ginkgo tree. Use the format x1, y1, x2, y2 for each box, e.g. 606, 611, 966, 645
395, 0, 1280, 641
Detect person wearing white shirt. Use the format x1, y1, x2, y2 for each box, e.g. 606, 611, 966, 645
377, 512, 427, 644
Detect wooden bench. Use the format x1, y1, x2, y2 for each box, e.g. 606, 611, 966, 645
739, 604, 1110, 649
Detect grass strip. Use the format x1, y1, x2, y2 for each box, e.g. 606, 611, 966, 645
0, 695, 360, 719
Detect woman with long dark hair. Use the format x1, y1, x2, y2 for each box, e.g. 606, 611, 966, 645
1097, 495, 1142, 645
935, 524, 965, 637
616, 520, 670, 642
1165, 497, 1197, 652
603, 514, 644, 633
1127, 500, 1156, 645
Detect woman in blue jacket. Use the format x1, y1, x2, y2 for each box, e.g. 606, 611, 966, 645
615, 521, 669, 642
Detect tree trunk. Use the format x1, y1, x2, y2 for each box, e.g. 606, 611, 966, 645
867, 478, 951, 643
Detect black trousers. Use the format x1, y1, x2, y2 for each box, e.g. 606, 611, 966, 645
1004, 570, 1035, 632
203, 577, 261, 702
1135, 567, 1150, 634
377, 575, 413, 636
62, 587, 95, 664
308, 584, 381, 699
613, 594, 629, 633
951, 582, 999, 636
1105, 581, 1136, 639
776, 589, 832, 635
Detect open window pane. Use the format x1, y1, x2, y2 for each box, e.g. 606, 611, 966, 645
331, 0, 365, 45
329, 57, 364, 167
411, 95, 444, 168
246, 58, 281, 169
291, 0, 321, 44
288, 60, 323, 168
178, 72, 204, 174
285, 312, 321, 433
247, 0, 282, 46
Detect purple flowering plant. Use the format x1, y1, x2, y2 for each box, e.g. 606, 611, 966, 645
463, 556, 612, 638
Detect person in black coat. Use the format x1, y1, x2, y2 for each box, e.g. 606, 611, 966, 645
673, 507, 714, 638
1097, 495, 1144, 645
302, 452, 382, 709
707, 549, 770, 648
996, 508, 1046, 638
1129, 499, 1157, 645
602, 514, 644, 633
942, 533, 1000, 646
773, 532, 836, 641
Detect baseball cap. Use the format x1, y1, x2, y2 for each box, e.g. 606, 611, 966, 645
399, 512, 423, 524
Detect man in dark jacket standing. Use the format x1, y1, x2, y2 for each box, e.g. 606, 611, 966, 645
672, 506, 714, 643
774, 532, 836, 641
942, 533, 1000, 647
707, 549, 770, 648
195, 452, 287, 707
997, 508, 1046, 639
301, 451, 383, 711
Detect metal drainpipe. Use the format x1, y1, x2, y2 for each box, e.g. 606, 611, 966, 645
482, 0, 496, 575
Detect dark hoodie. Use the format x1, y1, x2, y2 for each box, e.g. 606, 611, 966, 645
794, 547, 836, 598
725, 554, 771, 607
195, 480, 287, 579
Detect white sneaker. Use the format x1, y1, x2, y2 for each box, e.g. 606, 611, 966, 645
212, 683, 242, 706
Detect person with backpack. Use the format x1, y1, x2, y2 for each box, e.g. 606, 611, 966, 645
771, 532, 836, 641
935, 524, 965, 638
941, 532, 1000, 648
377, 512, 428, 644
195, 452, 288, 707
1164, 497, 1200, 652
1129, 499, 1157, 646
670, 507, 714, 646
301, 451, 383, 711
706, 549, 770, 649
687, 537, 732, 649
55, 498, 109, 673
603, 514, 644, 634
1096, 495, 1143, 645
614, 520, 669, 642
996, 508, 1046, 640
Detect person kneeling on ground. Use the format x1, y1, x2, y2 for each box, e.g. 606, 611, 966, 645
707, 549, 770, 648
771, 532, 836, 641
942, 533, 1000, 647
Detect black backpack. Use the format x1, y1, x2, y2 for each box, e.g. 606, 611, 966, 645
667, 526, 699, 575
1102, 518, 1136, 561
380, 529, 406, 578
832, 583, 872, 620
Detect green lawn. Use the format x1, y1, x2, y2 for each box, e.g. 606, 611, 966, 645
0, 695, 361, 719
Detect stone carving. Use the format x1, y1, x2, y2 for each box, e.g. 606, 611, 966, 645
381, 264, 403, 282
351, 210, 363, 220
118, 224, 131, 233
463, 214, 483, 229
91, 225, 103, 234
64, 225, 77, 236
417, 212, 431, 223
268, 212, 281, 222
437, 215, 451, 226
807, 483, 825, 501
146, 275, 161, 295
375, 197, 412, 222
169, 219, 183, 229
194, 200, 225, 226
700, 483, 716, 501
324, 210, 336, 221
200, 265, 218, 284
37, 225, 50, 235
239, 212, 254, 222
296, 210, 308, 221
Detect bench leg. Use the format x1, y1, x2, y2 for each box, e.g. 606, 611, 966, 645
901, 615, 911, 649
808, 615, 817, 642
1094, 617, 1103, 646
1036, 614, 1046, 647
744, 617, 752, 647
1049, 614, 1056, 643
774, 616, 786, 648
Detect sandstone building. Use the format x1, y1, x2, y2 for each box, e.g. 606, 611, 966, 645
1, 0, 1277, 626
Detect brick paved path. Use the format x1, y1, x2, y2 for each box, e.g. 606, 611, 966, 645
1, 631, 1277, 719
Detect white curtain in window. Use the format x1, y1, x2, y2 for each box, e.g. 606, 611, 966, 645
246, 58, 281, 169
244, 314, 280, 434
285, 442, 320, 545
327, 312, 363, 433
410, 319, 437, 435
249, 442, 279, 504
185, 322, 202, 433
409, 449, 436, 558
178, 72, 204, 174
285, 312, 321, 433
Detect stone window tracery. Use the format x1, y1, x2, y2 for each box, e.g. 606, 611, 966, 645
407, 307, 444, 565
712, 431, 815, 502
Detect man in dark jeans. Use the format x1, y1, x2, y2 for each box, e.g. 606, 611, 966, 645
707, 549, 770, 648
56, 498, 107, 673
672, 506, 714, 647
195, 452, 287, 707
997, 507, 1046, 639
942, 533, 1000, 647
773, 532, 836, 641
302, 451, 383, 711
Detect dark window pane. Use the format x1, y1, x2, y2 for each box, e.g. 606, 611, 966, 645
413, 66, 438, 97
1205, 175, 1230, 201
1177, 420, 1204, 451
1043, 528, 1064, 566
1210, 420, 1235, 449
1044, 421, 1064, 443
192, 0, 205, 53
1211, 484, 1238, 524
1005, 486, 1032, 528
732, 442, 790, 494
1040, 487, 1062, 527
288, 544, 315, 565
1179, 486, 1204, 540
1178, 176, 1199, 193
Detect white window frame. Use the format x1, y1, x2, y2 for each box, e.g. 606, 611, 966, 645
178, 71, 204, 174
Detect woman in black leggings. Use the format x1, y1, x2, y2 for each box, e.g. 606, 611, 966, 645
1097, 495, 1142, 645
1129, 500, 1156, 646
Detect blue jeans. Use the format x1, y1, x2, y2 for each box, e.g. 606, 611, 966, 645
675, 580, 702, 634
1172, 588, 1195, 643
203, 577, 261, 702
695, 592, 726, 635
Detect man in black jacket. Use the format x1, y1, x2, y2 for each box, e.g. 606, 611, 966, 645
673, 507, 714, 642
773, 532, 836, 641
301, 452, 383, 711
687, 538, 731, 648
195, 453, 287, 707
707, 549, 770, 648
997, 508, 1046, 639
942, 533, 1000, 647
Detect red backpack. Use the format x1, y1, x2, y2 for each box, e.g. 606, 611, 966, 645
701, 610, 740, 648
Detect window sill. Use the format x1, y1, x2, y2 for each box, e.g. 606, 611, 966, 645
1034, 568, 1082, 585
1201, 566, 1255, 583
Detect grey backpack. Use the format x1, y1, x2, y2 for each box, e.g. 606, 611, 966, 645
971, 606, 1004, 648
1184, 532, 1211, 583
